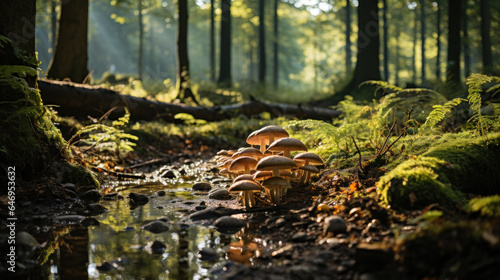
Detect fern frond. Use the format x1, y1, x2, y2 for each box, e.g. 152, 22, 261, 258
360, 80, 403, 95
423, 98, 466, 129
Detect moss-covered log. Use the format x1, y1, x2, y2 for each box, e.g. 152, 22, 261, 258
377, 132, 500, 209
38, 79, 341, 121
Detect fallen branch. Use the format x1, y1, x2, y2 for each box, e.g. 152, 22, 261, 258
38, 79, 342, 121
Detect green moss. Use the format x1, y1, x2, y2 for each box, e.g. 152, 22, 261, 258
467, 195, 500, 217
51, 161, 101, 187
377, 156, 464, 208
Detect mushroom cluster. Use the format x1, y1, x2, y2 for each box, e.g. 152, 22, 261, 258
214, 125, 323, 209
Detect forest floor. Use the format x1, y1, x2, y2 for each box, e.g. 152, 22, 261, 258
3, 126, 499, 280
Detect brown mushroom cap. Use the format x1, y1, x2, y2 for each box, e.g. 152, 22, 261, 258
228, 156, 258, 174
228, 180, 262, 192
256, 155, 297, 177
233, 174, 255, 183
262, 176, 289, 187
247, 126, 289, 153
293, 152, 324, 166
232, 147, 264, 160
267, 137, 308, 158
299, 165, 320, 173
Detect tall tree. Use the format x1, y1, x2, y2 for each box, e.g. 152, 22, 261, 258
412, 7, 418, 83
273, 0, 279, 88
258, 0, 266, 86
176, 0, 198, 104
210, 0, 216, 82
0, 1, 36, 56
218, 0, 232, 86
480, 0, 492, 73
47, 0, 89, 83
345, 0, 352, 72
461, 0, 470, 77
138, 0, 144, 81
382, 0, 389, 81
51, 0, 57, 47
420, 0, 426, 83
436, 0, 442, 80
446, 0, 461, 85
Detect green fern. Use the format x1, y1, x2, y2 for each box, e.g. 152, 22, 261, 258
423, 98, 466, 129
465, 74, 500, 135
360, 80, 403, 95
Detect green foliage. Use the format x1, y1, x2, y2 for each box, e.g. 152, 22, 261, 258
465, 74, 500, 135
67, 108, 138, 156
360, 80, 403, 95
423, 98, 466, 129
467, 195, 500, 217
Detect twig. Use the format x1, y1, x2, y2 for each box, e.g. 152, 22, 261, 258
350, 135, 364, 174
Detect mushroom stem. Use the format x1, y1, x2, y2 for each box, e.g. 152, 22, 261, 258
272, 167, 280, 177
250, 192, 256, 207
260, 138, 266, 154
284, 150, 290, 158
244, 191, 250, 210
244, 167, 250, 174
275, 187, 281, 205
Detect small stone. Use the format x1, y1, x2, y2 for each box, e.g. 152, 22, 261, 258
290, 265, 314, 280
214, 216, 246, 230
141, 220, 170, 233
129, 193, 149, 206
156, 190, 166, 196
157, 216, 169, 223
80, 217, 100, 227
198, 247, 218, 261
96, 262, 116, 272
17, 232, 40, 249
208, 189, 230, 200
54, 215, 85, 223
124, 226, 135, 231
146, 240, 167, 254
192, 182, 211, 191
291, 232, 308, 242
323, 215, 347, 235
275, 217, 286, 227
161, 170, 176, 179
87, 204, 108, 214
80, 189, 101, 202
195, 205, 207, 211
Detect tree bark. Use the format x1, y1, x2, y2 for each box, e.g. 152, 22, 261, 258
273, 0, 279, 89
138, 0, 144, 81
480, 0, 492, 73
382, 0, 389, 82
436, 0, 442, 80
47, 0, 89, 83
0, 1, 36, 57
412, 8, 417, 84
420, 0, 426, 83
218, 0, 232, 87
258, 0, 266, 86
446, 0, 461, 85
38, 79, 341, 121
345, 0, 352, 72
461, 0, 470, 78
210, 0, 216, 82
51, 0, 57, 47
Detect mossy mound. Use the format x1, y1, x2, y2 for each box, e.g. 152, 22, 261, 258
467, 195, 500, 217
377, 156, 465, 208
397, 220, 499, 279
378, 132, 500, 209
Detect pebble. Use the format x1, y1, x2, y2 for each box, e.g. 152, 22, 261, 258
291, 232, 308, 242
198, 247, 218, 261
87, 204, 108, 214
156, 190, 166, 196
290, 265, 314, 280
80, 217, 100, 227
96, 262, 116, 272
208, 189, 230, 200
54, 215, 85, 223
323, 215, 347, 235
157, 216, 169, 223
214, 216, 246, 230
192, 182, 211, 191
80, 189, 101, 202
129, 193, 149, 206
161, 170, 176, 179
141, 220, 170, 233
146, 240, 167, 254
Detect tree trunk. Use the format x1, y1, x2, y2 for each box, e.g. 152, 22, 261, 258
51, 0, 57, 47
345, 0, 352, 72
210, 0, 216, 82
218, 0, 232, 87
420, 0, 426, 84
412, 8, 417, 84
436, 0, 442, 80
480, 0, 492, 73
258, 0, 266, 86
351, 0, 381, 88
461, 0, 470, 78
46, 0, 89, 83
38, 79, 342, 121
0, 1, 36, 57
176, 0, 197, 104
382, 0, 389, 81
446, 0, 461, 85
138, 0, 144, 81
395, 15, 401, 86
273, 0, 279, 89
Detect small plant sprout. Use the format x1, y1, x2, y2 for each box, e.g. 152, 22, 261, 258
247, 125, 289, 153
228, 180, 263, 209
267, 137, 308, 158
229, 156, 258, 175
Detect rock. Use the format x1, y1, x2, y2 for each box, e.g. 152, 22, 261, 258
275, 217, 287, 227
323, 215, 347, 235
141, 220, 170, 233
64, 189, 78, 199
54, 215, 85, 223
208, 189, 230, 200
198, 247, 218, 261
156, 190, 166, 196
193, 182, 211, 191
103, 193, 119, 201
87, 203, 108, 214
195, 205, 207, 211
62, 183, 77, 192
214, 216, 246, 230
80, 189, 101, 202
80, 217, 100, 227
96, 262, 116, 272
17, 231, 40, 249
161, 170, 176, 179
146, 240, 167, 254
355, 243, 394, 271
124, 226, 135, 231
291, 232, 308, 242
129, 193, 149, 206
157, 216, 169, 223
